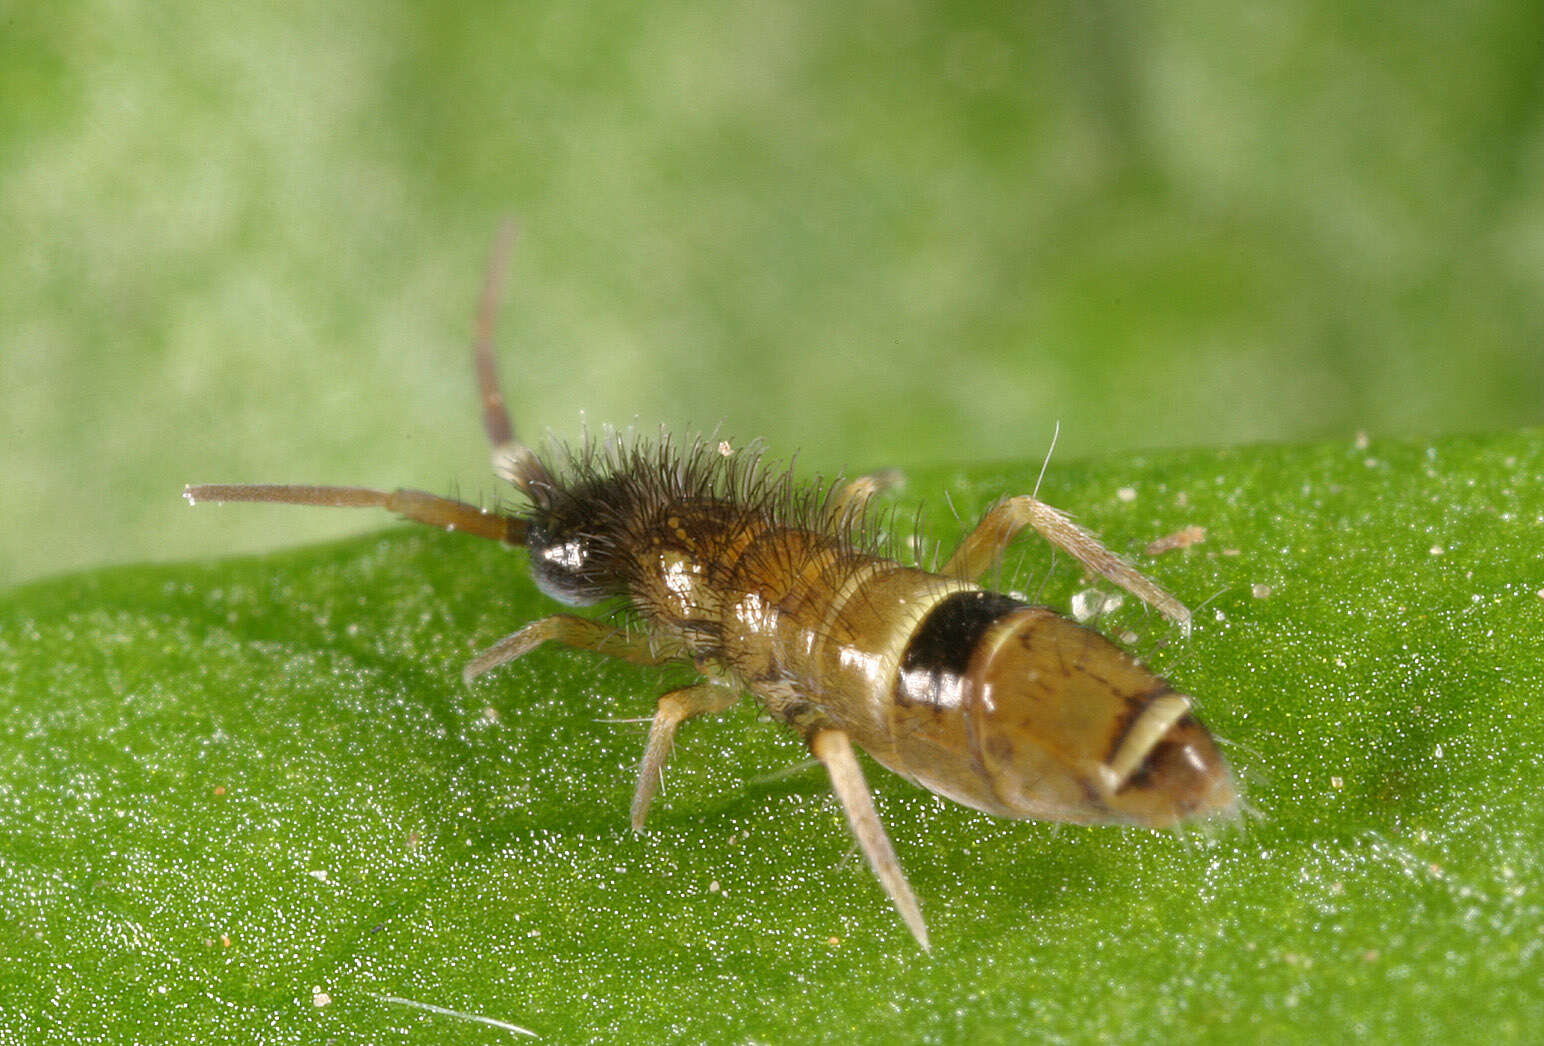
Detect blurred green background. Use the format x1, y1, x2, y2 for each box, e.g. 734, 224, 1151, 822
4, 0, 1542, 586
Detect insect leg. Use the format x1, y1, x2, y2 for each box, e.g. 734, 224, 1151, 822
630, 681, 741, 830
463, 614, 685, 684
826, 468, 905, 523
808, 727, 930, 952
941, 495, 1191, 635
183, 485, 527, 545
471, 221, 555, 499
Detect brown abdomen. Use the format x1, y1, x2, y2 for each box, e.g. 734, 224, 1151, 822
875, 591, 1236, 826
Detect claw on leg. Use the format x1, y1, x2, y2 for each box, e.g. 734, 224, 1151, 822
809, 727, 930, 952
942, 494, 1191, 636
631, 682, 741, 830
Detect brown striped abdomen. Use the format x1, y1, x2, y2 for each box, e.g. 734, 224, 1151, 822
632, 505, 1237, 828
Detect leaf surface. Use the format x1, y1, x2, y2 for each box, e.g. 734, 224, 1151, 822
2, 431, 1540, 1042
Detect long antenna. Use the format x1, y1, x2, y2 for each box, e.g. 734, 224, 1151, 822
473, 219, 553, 500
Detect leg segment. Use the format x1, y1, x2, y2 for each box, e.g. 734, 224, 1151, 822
463, 614, 685, 685
942, 495, 1191, 635
631, 681, 741, 830
809, 727, 930, 951
184, 484, 527, 545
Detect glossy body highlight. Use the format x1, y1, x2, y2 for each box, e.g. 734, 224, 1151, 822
519, 436, 1236, 834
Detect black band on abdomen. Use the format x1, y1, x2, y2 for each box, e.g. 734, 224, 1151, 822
894, 590, 1026, 709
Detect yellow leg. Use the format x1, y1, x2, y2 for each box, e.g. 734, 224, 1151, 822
630, 681, 742, 829
463, 614, 685, 684
809, 727, 930, 951
942, 494, 1191, 635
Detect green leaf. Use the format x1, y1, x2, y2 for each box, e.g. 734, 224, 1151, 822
2, 431, 1540, 1042
11, 0, 1544, 588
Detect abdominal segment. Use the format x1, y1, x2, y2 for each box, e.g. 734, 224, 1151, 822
629, 508, 1236, 830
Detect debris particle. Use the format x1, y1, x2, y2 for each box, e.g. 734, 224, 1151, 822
1145, 525, 1207, 557
1116, 486, 1137, 503
312, 987, 332, 1008
373, 994, 538, 1038
1251, 583, 1273, 598
1071, 588, 1123, 622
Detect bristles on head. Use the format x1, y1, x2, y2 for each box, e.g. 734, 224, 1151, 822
514, 429, 917, 613
529, 429, 899, 545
